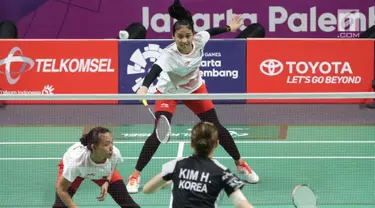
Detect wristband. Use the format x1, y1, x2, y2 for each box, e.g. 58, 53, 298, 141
226, 25, 231, 32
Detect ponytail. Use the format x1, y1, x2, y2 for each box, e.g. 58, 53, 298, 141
168, 0, 194, 35
80, 134, 90, 146
79, 127, 111, 151
195, 138, 213, 157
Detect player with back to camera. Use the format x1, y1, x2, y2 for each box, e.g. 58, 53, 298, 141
53, 127, 140, 208
126, 0, 259, 194
143, 121, 254, 208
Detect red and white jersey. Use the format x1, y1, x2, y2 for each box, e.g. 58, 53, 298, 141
62, 142, 123, 182
155, 31, 210, 94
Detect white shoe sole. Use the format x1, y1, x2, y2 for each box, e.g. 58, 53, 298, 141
127, 187, 139, 194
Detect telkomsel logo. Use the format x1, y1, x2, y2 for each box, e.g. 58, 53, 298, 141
0, 47, 34, 85
1, 46, 116, 85
260, 59, 361, 84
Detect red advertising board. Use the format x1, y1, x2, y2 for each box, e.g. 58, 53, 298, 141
246, 39, 374, 103
0, 40, 118, 104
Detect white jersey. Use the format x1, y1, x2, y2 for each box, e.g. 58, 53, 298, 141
62, 142, 123, 182
154, 31, 210, 94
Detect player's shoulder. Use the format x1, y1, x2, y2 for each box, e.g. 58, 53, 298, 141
163, 157, 186, 168
110, 145, 124, 163
63, 142, 87, 165
66, 142, 86, 154
194, 30, 210, 46
210, 158, 228, 171
112, 145, 121, 154
162, 157, 186, 174
160, 42, 177, 56
156, 44, 177, 66
111, 145, 122, 158
195, 30, 210, 39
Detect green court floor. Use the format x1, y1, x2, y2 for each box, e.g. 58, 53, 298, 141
0, 125, 374, 208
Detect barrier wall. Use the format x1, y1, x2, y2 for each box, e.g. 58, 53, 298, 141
0, 39, 374, 104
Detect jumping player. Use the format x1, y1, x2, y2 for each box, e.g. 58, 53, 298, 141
143, 121, 254, 208
53, 127, 139, 208
126, 0, 259, 193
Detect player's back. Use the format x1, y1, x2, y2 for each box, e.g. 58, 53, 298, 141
162, 155, 245, 208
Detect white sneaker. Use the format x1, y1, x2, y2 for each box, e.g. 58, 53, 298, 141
236, 161, 259, 184
126, 174, 140, 194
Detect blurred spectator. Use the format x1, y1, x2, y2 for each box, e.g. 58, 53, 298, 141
117, 23, 147, 39
236, 23, 265, 38
0, 20, 18, 39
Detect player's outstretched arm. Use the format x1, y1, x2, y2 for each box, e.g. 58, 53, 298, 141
137, 64, 163, 94
229, 189, 254, 208
56, 177, 78, 208
206, 14, 243, 36
143, 173, 169, 194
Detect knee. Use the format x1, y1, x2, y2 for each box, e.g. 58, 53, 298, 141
145, 131, 161, 146
198, 109, 220, 124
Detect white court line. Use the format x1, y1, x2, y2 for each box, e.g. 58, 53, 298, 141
177, 142, 185, 157
1, 141, 375, 145
1, 156, 375, 160
168, 142, 185, 208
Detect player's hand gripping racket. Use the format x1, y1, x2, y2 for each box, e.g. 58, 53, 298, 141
142, 100, 172, 143
292, 184, 318, 208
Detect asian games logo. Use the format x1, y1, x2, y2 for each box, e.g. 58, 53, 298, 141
127, 44, 164, 93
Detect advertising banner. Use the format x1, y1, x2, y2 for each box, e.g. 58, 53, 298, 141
3, 0, 374, 39
0, 40, 119, 104
119, 39, 246, 104
246, 39, 375, 103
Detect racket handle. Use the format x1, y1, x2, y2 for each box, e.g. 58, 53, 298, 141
142, 100, 148, 107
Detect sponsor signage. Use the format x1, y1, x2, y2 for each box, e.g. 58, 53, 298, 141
119, 39, 246, 104
246, 39, 374, 103
0, 40, 119, 104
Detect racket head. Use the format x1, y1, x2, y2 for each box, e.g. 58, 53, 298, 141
292, 184, 317, 208
155, 115, 172, 143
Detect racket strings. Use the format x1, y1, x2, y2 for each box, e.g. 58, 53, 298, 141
156, 115, 172, 143
292, 186, 317, 208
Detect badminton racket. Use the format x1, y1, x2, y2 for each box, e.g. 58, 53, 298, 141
142, 100, 172, 143
292, 184, 318, 208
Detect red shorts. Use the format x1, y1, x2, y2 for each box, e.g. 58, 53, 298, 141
155, 84, 214, 115
55, 159, 123, 191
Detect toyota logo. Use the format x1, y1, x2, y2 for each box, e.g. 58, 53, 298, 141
260, 59, 283, 76
0, 47, 34, 85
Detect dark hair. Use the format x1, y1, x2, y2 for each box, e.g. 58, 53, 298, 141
80, 127, 111, 151
0, 20, 18, 39
168, 0, 194, 35
191, 122, 218, 157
